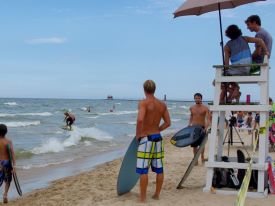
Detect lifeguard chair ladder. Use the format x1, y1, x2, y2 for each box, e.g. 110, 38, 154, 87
203, 56, 270, 198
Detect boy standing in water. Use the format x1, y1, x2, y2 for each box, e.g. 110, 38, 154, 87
0, 124, 16, 203
189, 93, 211, 165
136, 80, 171, 203
64, 112, 76, 130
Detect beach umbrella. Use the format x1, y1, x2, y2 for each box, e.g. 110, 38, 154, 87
174, 0, 266, 65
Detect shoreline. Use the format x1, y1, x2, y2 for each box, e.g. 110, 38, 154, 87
7, 134, 275, 206
8, 147, 126, 200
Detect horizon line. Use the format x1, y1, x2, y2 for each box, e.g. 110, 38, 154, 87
0, 96, 214, 102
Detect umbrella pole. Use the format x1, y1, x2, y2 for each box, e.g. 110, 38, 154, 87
218, 3, 228, 103
218, 3, 225, 65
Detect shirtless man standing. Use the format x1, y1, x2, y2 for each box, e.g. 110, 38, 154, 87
189, 93, 210, 164
136, 80, 171, 203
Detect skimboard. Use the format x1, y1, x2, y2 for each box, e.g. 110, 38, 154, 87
171, 125, 204, 147
177, 131, 208, 189
61, 125, 73, 131
7, 144, 22, 196
117, 137, 140, 196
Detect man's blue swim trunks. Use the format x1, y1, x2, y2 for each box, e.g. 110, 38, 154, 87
136, 134, 164, 174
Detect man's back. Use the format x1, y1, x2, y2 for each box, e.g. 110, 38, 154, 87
141, 97, 166, 136
69, 113, 75, 120
256, 27, 273, 56
0, 138, 10, 160
254, 27, 273, 63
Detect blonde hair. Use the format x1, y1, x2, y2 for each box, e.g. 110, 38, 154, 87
143, 80, 156, 94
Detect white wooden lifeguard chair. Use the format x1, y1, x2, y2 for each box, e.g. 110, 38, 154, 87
203, 56, 270, 197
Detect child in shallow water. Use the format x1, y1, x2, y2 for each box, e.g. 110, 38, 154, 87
0, 124, 16, 204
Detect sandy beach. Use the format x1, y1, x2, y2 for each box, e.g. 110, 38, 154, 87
6, 133, 275, 206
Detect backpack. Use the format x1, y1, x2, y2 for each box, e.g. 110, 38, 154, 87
212, 156, 239, 189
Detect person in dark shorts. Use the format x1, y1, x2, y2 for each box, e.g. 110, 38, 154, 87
0, 124, 16, 204
64, 112, 76, 130
189, 93, 211, 165
190, 126, 206, 148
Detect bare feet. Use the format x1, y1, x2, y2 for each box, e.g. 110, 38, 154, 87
137, 198, 146, 203
201, 158, 208, 164
3, 196, 8, 204
152, 194, 160, 200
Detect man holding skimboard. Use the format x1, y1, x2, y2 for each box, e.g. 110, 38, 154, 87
189, 93, 211, 165
136, 80, 171, 203
0, 124, 16, 203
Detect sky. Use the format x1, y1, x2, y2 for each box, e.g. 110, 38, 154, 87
0, 0, 275, 100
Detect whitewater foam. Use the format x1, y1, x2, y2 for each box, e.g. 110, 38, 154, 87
98, 110, 137, 116
1, 121, 41, 127
80, 107, 89, 111
31, 138, 65, 154
4, 102, 18, 106
0, 112, 52, 117
114, 121, 136, 125
86, 116, 99, 119
179, 105, 189, 109
63, 127, 113, 147
31, 127, 113, 154
126, 121, 136, 125
171, 119, 181, 122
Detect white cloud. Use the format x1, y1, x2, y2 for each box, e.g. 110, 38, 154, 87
26, 37, 67, 45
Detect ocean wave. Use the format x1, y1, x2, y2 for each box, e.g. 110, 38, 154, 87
179, 105, 189, 109
84, 141, 91, 146
15, 150, 34, 159
0, 112, 52, 117
4, 102, 18, 106
1, 121, 41, 127
18, 158, 74, 170
31, 138, 65, 154
57, 109, 72, 113
63, 127, 113, 147
86, 116, 99, 119
172, 111, 191, 116
31, 127, 113, 154
114, 121, 136, 125
171, 119, 181, 122
98, 110, 138, 116
126, 121, 136, 125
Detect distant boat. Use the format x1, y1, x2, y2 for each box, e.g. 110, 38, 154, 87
107, 95, 113, 100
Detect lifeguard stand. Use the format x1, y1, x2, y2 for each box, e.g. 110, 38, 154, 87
204, 56, 270, 197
